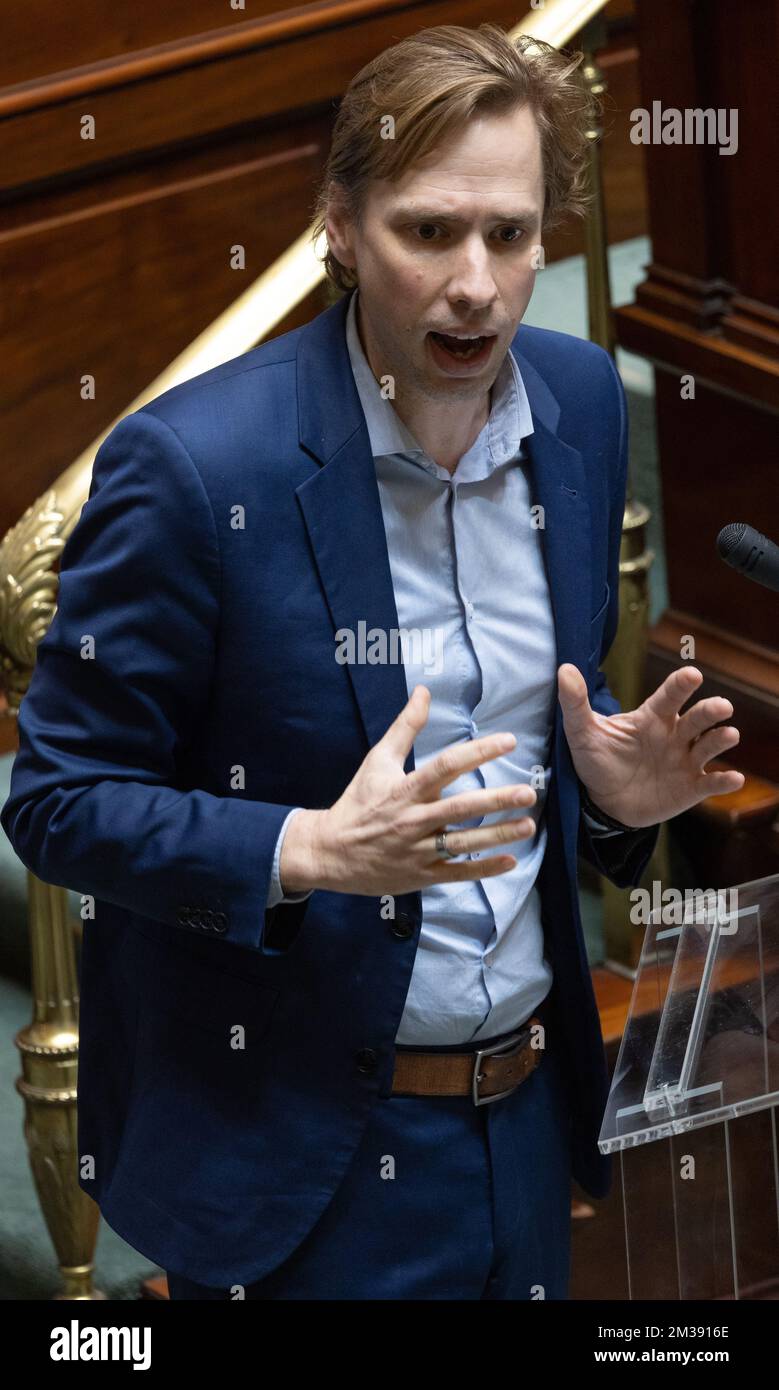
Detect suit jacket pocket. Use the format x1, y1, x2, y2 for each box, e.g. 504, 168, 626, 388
129, 926, 280, 1077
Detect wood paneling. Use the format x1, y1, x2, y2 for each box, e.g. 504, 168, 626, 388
1, 2, 301, 85
0, 0, 565, 190
615, 0, 779, 825
0, 119, 330, 529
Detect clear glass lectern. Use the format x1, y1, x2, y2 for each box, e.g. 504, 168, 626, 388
598, 870, 779, 1299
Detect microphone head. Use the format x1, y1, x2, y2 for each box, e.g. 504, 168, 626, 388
716, 522, 747, 561
716, 521, 779, 593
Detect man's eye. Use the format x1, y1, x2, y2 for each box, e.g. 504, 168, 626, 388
412, 225, 526, 244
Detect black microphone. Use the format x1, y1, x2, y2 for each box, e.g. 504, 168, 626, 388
716, 523, 779, 595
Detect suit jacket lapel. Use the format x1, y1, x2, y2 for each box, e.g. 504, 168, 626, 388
512, 350, 594, 681
295, 296, 413, 762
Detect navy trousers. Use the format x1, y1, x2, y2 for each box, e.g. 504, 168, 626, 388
166, 1012, 573, 1300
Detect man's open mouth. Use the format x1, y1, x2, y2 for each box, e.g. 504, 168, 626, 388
428, 331, 496, 362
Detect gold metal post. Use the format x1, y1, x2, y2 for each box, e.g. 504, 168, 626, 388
579, 17, 665, 972
15, 875, 104, 1299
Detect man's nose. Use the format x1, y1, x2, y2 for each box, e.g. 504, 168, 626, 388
446, 246, 498, 308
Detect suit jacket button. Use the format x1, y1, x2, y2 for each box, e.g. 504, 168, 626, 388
390, 912, 415, 939
214, 912, 228, 933
355, 1048, 378, 1074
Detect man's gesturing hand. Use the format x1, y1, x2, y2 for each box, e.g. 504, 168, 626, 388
279, 685, 538, 897
557, 662, 746, 829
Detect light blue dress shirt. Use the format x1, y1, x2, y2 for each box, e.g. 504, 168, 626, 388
267, 289, 618, 1044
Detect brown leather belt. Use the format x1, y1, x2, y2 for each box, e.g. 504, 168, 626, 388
391, 1017, 543, 1106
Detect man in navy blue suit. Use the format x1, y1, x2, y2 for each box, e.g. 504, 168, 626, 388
1, 24, 744, 1299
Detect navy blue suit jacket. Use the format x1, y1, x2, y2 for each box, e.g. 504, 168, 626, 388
1, 291, 659, 1286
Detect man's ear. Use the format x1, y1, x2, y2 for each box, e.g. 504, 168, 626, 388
324, 182, 355, 268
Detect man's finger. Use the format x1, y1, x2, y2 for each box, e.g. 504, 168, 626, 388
645, 666, 704, 721
691, 725, 740, 768
694, 768, 745, 796
379, 685, 431, 761
409, 782, 537, 834
428, 853, 517, 883
556, 663, 593, 737
682, 694, 733, 740
406, 731, 516, 799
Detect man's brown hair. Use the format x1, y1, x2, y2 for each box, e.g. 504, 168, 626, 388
310, 22, 597, 295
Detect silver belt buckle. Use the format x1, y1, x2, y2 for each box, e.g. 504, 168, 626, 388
471, 1026, 530, 1106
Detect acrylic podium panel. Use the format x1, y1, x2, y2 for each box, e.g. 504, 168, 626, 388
599, 871, 779, 1299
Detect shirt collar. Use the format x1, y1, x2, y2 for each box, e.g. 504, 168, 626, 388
344, 288, 534, 483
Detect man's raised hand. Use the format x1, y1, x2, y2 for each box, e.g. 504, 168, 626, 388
279, 685, 538, 897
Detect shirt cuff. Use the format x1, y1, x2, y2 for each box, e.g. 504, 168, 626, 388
581, 808, 624, 839
267, 807, 314, 909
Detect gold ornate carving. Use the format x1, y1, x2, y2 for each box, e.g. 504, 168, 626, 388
0, 491, 70, 712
